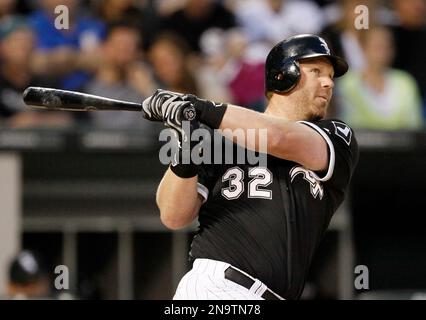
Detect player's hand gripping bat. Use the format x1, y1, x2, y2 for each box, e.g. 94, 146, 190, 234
22, 86, 196, 121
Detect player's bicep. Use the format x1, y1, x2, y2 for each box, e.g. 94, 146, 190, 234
272, 122, 329, 171
308, 120, 359, 186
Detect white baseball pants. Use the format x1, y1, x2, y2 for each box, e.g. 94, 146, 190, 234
173, 258, 284, 300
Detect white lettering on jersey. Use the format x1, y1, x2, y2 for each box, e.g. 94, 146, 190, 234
332, 121, 352, 146
290, 166, 324, 200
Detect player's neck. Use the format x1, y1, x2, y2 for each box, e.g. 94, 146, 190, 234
265, 95, 300, 121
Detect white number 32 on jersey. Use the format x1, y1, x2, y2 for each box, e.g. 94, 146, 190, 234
221, 167, 272, 200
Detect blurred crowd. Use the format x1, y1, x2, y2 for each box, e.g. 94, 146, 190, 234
0, 0, 425, 131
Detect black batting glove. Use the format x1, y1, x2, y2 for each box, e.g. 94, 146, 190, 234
183, 94, 228, 129
142, 89, 186, 122
142, 89, 197, 137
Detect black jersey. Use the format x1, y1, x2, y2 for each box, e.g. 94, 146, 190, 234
189, 119, 359, 299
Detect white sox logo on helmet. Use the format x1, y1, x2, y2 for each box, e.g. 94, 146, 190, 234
319, 38, 331, 55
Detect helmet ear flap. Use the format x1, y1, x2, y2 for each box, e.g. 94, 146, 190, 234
266, 60, 301, 94
279, 60, 301, 93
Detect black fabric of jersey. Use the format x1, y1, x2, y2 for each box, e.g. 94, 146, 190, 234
189, 119, 359, 299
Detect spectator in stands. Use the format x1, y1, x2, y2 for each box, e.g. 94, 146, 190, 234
196, 28, 236, 104
336, 26, 423, 130
148, 32, 199, 95
389, 0, 426, 117
320, 0, 390, 72
0, 0, 17, 20
235, 0, 324, 46
5, 250, 51, 299
160, 0, 235, 52
84, 21, 158, 129
94, 0, 160, 50
155, 0, 187, 17
197, 28, 266, 111
0, 16, 73, 128
320, 0, 393, 117
5, 249, 77, 300
224, 29, 266, 111
29, 0, 106, 91
95, 0, 143, 24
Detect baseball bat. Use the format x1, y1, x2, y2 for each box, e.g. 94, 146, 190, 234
22, 87, 197, 121
23, 87, 142, 112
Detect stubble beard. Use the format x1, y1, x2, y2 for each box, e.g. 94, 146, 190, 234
292, 91, 328, 122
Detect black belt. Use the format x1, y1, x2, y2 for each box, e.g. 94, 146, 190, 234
224, 267, 280, 300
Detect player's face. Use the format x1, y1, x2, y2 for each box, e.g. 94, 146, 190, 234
293, 57, 335, 120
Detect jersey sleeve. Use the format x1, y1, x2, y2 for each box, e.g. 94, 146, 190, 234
298, 119, 359, 191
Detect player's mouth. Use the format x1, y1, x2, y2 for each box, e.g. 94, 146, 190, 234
317, 88, 332, 100
316, 95, 328, 103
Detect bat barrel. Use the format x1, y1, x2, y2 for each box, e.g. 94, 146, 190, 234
23, 87, 142, 112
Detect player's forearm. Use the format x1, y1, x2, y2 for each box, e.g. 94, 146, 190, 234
156, 168, 201, 230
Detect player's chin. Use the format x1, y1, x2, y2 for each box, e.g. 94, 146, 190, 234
311, 102, 327, 119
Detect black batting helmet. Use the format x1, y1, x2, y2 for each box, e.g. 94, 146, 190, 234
265, 34, 348, 95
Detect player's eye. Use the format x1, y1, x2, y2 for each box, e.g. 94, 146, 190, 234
311, 68, 320, 75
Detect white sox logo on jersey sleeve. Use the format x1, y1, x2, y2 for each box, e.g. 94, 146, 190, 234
332, 121, 352, 146
290, 166, 324, 200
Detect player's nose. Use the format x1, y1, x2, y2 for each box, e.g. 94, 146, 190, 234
321, 76, 334, 89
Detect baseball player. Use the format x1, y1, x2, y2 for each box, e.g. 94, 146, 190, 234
142, 34, 359, 300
